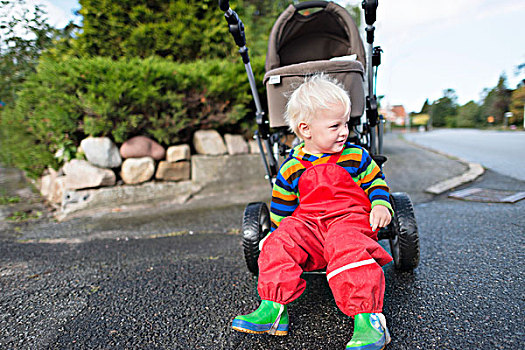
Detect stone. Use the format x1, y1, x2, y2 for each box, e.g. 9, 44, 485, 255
120, 157, 155, 185
40, 168, 56, 198
248, 139, 261, 154
80, 136, 122, 168
40, 174, 53, 199
193, 130, 226, 155
49, 176, 67, 204
120, 136, 166, 160
50, 166, 65, 177
224, 134, 249, 155
166, 144, 191, 162
40, 167, 67, 203
60, 181, 202, 218
63, 159, 116, 190
155, 161, 190, 181
191, 154, 266, 185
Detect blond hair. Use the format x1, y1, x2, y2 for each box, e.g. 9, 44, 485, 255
284, 74, 351, 137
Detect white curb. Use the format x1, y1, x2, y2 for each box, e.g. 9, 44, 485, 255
425, 162, 485, 195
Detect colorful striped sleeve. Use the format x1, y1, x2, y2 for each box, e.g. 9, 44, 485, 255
269, 158, 301, 231
355, 148, 392, 212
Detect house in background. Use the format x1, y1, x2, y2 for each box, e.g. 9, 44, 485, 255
380, 104, 408, 126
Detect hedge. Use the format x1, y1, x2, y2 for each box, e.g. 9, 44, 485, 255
0, 55, 266, 178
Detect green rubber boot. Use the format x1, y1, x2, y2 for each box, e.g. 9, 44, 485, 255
346, 313, 391, 349
232, 300, 289, 336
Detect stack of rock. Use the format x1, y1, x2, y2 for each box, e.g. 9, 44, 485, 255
119, 136, 163, 184
119, 135, 192, 183
158, 144, 191, 181
39, 131, 260, 206
193, 129, 254, 155
40, 136, 122, 204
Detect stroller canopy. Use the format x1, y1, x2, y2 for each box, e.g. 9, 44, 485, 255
265, 2, 366, 72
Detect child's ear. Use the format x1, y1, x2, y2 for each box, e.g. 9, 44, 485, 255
298, 121, 311, 139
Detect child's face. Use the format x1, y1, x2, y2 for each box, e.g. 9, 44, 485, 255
299, 102, 349, 154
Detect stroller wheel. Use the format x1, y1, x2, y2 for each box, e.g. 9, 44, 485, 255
389, 192, 420, 271
242, 202, 271, 275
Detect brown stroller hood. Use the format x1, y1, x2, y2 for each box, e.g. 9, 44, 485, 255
265, 2, 366, 72
263, 2, 366, 128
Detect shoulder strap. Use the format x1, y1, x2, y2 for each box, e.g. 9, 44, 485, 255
296, 157, 312, 169
296, 149, 344, 168
327, 150, 343, 164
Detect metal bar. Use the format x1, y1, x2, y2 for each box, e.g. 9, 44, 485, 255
366, 38, 374, 100
244, 60, 264, 116
255, 131, 274, 188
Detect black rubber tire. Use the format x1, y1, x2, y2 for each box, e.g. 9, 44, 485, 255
242, 202, 271, 275
389, 192, 420, 271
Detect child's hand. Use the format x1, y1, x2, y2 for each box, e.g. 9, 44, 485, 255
369, 205, 392, 232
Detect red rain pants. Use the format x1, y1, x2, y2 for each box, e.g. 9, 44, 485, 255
258, 152, 393, 316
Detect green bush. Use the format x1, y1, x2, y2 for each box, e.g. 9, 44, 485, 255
0, 106, 59, 177
0, 55, 266, 178
75, 0, 245, 60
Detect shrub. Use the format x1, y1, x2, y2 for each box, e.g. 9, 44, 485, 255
75, 0, 242, 60
0, 55, 266, 178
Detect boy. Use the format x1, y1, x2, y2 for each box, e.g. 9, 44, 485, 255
232, 74, 393, 349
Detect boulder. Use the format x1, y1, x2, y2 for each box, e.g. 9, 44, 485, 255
40, 167, 60, 199
49, 176, 67, 204
60, 181, 202, 218
40, 174, 52, 199
80, 137, 122, 168
120, 136, 166, 160
193, 130, 226, 155
248, 139, 261, 154
120, 157, 155, 185
166, 144, 191, 162
155, 161, 191, 181
192, 154, 266, 185
40, 167, 68, 204
224, 134, 249, 155
63, 159, 116, 190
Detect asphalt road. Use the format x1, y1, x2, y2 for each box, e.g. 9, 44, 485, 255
1, 133, 524, 349
404, 129, 525, 181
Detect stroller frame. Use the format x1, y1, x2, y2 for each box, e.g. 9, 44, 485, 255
221, 0, 384, 187
219, 0, 420, 273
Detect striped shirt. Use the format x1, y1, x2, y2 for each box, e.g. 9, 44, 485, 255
270, 142, 392, 232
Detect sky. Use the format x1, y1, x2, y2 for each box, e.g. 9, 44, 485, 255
33, 0, 525, 113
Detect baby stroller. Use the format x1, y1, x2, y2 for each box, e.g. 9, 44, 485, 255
219, 0, 419, 274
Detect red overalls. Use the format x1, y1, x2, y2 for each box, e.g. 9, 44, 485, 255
258, 151, 393, 317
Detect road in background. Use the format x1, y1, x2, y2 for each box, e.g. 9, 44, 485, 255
403, 129, 525, 181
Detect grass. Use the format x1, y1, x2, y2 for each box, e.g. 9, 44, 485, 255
0, 195, 21, 205
6, 210, 42, 222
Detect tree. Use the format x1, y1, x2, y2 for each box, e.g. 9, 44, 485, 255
430, 89, 458, 127
514, 62, 525, 77
480, 74, 512, 125
239, 0, 289, 56
0, 0, 58, 105
43, 21, 81, 61
509, 85, 525, 127
456, 101, 480, 128
419, 99, 431, 114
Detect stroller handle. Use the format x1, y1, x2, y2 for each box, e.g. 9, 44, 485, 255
362, 0, 378, 25
294, 1, 328, 11
219, 0, 230, 12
